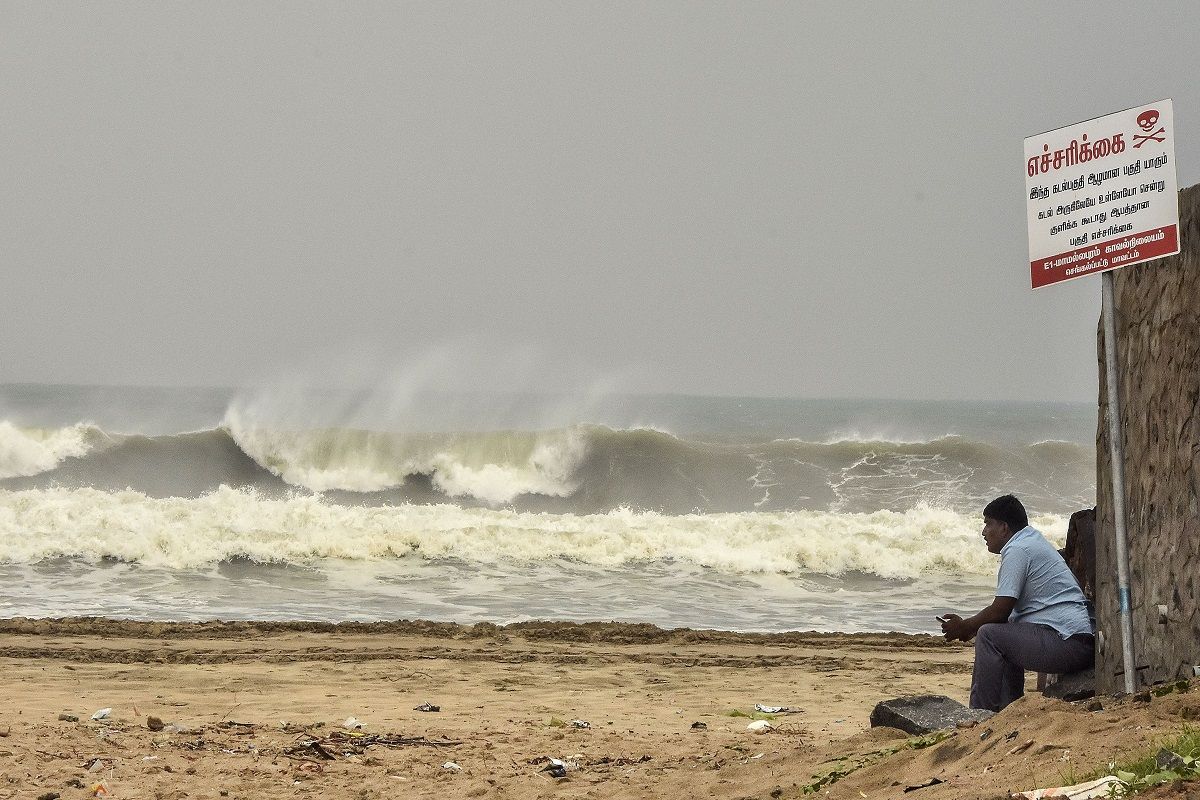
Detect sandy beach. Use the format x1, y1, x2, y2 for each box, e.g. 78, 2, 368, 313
1, 619, 1195, 800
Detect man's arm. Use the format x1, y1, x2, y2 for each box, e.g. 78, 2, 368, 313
940, 596, 1017, 642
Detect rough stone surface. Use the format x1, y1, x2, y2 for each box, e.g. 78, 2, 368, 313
869, 695, 994, 735
1096, 182, 1200, 693
1042, 668, 1096, 701
1061, 508, 1096, 601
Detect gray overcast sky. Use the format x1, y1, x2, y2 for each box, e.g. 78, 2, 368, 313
3, 2, 1195, 402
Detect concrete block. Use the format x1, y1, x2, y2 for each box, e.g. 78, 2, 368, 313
869, 694, 994, 735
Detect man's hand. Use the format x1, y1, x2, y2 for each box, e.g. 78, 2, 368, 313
940, 613, 971, 641
940, 597, 1017, 642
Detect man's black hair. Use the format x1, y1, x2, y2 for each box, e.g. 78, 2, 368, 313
983, 494, 1028, 533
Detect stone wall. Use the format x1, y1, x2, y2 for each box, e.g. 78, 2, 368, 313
1095, 182, 1200, 693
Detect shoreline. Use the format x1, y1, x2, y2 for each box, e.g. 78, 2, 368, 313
0, 616, 958, 644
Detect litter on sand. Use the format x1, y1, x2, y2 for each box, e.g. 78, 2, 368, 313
1010, 775, 1126, 800
747, 720, 773, 734
90, 709, 112, 721
753, 704, 795, 714
414, 703, 440, 712
903, 777, 944, 791
530, 755, 581, 778
342, 717, 365, 729
282, 730, 462, 762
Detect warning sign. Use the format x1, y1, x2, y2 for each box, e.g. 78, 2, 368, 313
1024, 100, 1180, 289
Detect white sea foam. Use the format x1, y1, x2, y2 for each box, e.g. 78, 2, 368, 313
815, 431, 960, 446
0, 422, 103, 479
427, 431, 587, 504
0, 487, 1067, 576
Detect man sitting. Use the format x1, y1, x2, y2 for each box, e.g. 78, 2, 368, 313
940, 494, 1094, 711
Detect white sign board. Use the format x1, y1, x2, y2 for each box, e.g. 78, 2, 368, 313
1024, 100, 1179, 288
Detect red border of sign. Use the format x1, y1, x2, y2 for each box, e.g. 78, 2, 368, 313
1030, 225, 1180, 289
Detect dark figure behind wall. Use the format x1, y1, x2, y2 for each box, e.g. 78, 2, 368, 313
1060, 508, 1096, 602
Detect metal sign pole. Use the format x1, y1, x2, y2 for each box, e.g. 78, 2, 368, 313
1101, 270, 1137, 693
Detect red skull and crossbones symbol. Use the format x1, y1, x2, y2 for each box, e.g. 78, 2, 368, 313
1133, 109, 1165, 149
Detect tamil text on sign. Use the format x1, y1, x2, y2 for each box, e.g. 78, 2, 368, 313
1024, 99, 1180, 289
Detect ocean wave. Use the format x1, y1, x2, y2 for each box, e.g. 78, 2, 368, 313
0, 486, 1068, 577
224, 406, 588, 504
0, 418, 1095, 515
814, 431, 961, 446
778, 434, 1091, 461
1027, 439, 1095, 460
0, 421, 111, 479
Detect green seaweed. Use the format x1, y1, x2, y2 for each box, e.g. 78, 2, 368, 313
800, 730, 952, 794
725, 709, 779, 721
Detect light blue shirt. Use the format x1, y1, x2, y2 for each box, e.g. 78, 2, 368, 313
996, 526, 1093, 639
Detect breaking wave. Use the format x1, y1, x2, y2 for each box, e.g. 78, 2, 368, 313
0, 421, 112, 480
0, 418, 1094, 515
0, 486, 1069, 577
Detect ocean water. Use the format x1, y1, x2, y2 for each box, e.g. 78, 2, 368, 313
0, 384, 1097, 633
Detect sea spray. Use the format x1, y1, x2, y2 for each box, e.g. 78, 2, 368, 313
223, 405, 588, 502
0, 421, 107, 479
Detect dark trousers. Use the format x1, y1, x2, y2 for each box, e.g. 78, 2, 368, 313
969, 622, 1094, 711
